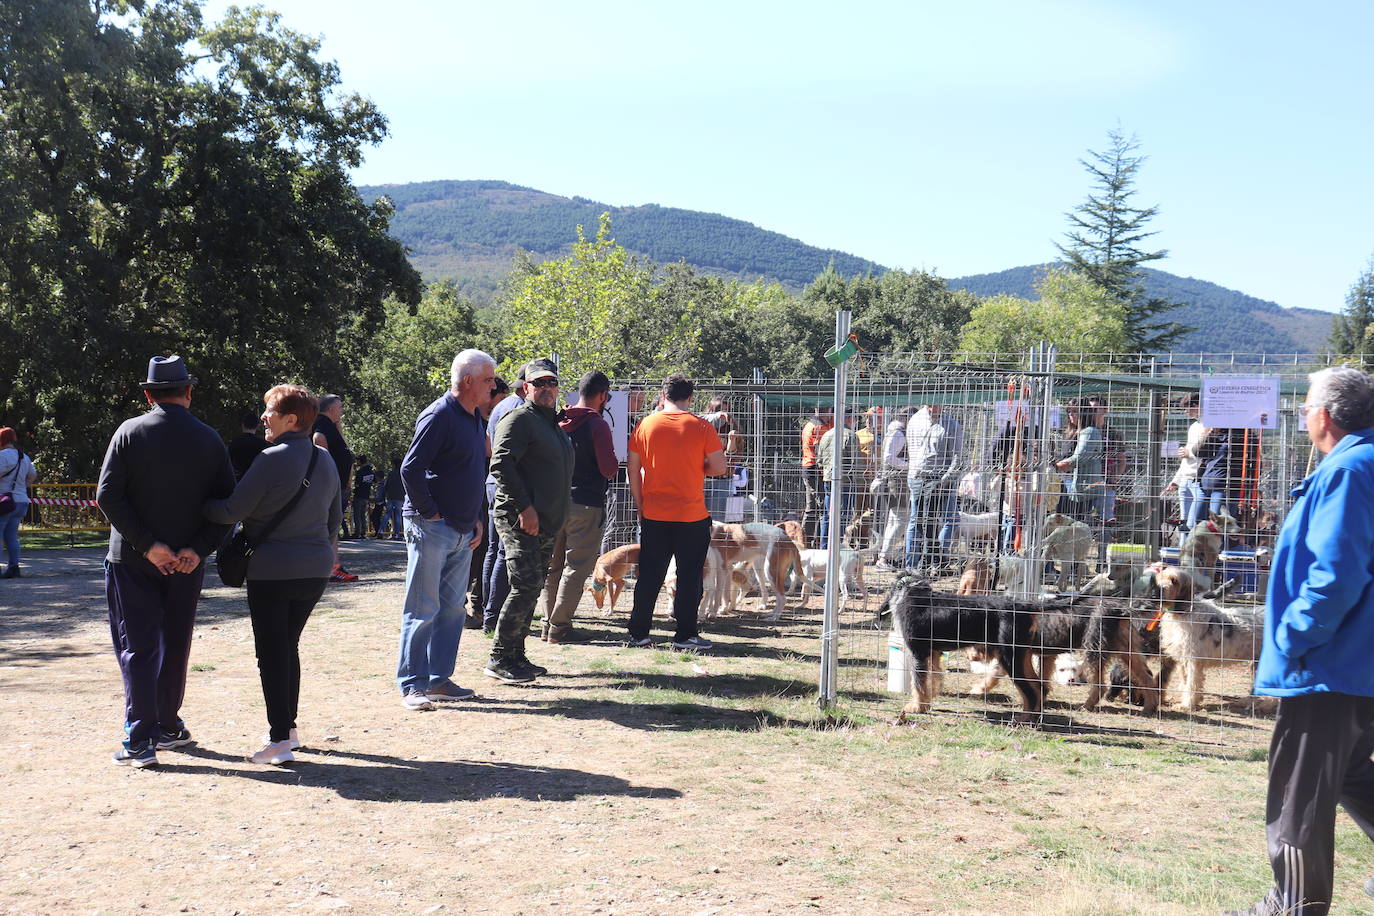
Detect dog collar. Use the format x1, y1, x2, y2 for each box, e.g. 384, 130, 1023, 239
1146, 608, 1166, 631
1146, 562, 1165, 574
592, 582, 606, 591
1205, 520, 1219, 534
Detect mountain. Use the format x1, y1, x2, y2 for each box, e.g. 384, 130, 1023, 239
359, 179, 1334, 353
946, 265, 1333, 354
358, 179, 885, 300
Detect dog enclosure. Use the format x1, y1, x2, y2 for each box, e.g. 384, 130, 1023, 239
603, 346, 1338, 747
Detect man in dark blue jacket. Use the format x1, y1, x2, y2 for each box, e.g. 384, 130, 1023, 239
394, 348, 495, 711
97, 356, 234, 767
1231, 366, 1374, 916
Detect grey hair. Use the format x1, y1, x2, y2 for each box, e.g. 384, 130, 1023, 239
319, 394, 341, 413
450, 348, 496, 390
1308, 366, 1374, 431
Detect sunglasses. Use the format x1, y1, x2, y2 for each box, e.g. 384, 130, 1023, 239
530, 377, 559, 389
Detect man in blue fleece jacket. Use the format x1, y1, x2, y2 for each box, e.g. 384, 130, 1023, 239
1230, 366, 1374, 916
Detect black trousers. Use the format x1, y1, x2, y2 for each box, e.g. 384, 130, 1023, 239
628, 517, 711, 642
801, 466, 823, 544
247, 577, 326, 742
106, 560, 204, 742
1264, 692, 1374, 915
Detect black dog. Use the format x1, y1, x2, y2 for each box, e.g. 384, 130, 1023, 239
877, 573, 1057, 719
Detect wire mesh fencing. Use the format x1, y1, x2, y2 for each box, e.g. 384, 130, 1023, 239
605, 349, 1336, 747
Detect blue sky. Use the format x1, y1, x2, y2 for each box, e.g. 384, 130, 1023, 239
204, 0, 1373, 313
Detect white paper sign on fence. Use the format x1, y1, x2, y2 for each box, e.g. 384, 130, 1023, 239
568, 389, 630, 462
1200, 377, 1280, 430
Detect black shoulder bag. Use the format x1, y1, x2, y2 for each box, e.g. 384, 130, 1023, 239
0, 451, 23, 516
216, 447, 319, 587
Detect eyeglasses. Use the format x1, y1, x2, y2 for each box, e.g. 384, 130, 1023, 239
530, 377, 559, 389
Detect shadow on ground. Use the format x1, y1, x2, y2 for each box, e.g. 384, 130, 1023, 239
163, 744, 680, 802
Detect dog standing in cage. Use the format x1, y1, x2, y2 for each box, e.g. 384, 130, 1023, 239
1229, 367, 1374, 916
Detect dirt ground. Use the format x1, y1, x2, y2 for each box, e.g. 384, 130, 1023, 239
3, 541, 1373, 915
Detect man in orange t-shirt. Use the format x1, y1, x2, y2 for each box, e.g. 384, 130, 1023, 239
800, 407, 833, 545
626, 374, 726, 651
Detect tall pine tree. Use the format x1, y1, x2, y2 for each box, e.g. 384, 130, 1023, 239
1056, 129, 1187, 352
1330, 256, 1374, 359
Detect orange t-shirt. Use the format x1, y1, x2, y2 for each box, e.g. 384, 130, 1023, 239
801, 420, 832, 468
629, 411, 725, 522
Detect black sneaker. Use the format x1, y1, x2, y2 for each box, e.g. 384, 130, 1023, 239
483, 657, 536, 684
113, 739, 158, 768
156, 725, 195, 750
626, 636, 654, 648
671, 635, 713, 651
517, 656, 548, 677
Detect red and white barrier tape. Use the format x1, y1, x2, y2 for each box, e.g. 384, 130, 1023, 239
29, 497, 100, 507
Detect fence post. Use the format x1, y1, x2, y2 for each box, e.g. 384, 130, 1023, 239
752, 368, 764, 522
817, 310, 851, 709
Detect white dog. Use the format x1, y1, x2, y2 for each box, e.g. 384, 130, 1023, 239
1041, 512, 1094, 590
795, 548, 868, 608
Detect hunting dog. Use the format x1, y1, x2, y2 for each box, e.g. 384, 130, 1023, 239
776, 519, 807, 553
591, 544, 639, 615
969, 595, 1161, 714
1152, 565, 1268, 711
1178, 512, 1242, 591
876, 573, 1050, 718
710, 521, 800, 621
795, 547, 869, 608
956, 556, 995, 596
1042, 512, 1094, 590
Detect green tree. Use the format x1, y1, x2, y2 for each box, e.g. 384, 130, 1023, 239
1056, 128, 1185, 352
498, 213, 696, 382
1330, 256, 1374, 359
0, 0, 419, 477
346, 282, 480, 465
957, 268, 1129, 362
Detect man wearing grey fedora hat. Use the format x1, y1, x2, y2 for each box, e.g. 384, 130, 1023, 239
96, 355, 235, 768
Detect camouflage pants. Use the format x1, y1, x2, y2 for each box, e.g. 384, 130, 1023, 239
491, 514, 558, 660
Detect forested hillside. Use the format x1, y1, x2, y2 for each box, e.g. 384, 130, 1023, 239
358, 179, 884, 298
948, 265, 1333, 354
359, 179, 1334, 354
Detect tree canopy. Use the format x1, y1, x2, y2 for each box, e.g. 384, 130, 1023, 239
0, 0, 419, 475
1330, 255, 1374, 362
958, 268, 1129, 362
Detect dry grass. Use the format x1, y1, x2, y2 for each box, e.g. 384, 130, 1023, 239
1, 542, 1372, 915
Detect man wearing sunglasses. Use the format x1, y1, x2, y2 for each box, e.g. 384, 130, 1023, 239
1231, 366, 1374, 916
487, 359, 574, 683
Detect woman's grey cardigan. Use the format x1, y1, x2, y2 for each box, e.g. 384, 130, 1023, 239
204, 431, 341, 580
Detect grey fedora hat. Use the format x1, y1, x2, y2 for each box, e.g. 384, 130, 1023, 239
139, 355, 199, 390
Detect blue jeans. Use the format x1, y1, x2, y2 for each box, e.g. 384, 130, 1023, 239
818, 481, 854, 549
904, 478, 955, 568
704, 476, 731, 519
1179, 480, 1204, 531
1, 500, 26, 568
395, 516, 475, 694
381, 499, 403, 536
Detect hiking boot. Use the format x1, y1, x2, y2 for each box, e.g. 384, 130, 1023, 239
400, 690, 435, 711
546, 627, 587, 644
671, 635, 713, 652
156, 725, 195, 750
626, 636, 654, 648
426, 680, 476, 702
248, 739, 295, 765
483, 657, 536, 684
113, 739, 158, 768
1223, 890, 1285, 916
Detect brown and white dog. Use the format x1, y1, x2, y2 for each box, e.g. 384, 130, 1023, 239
591, 544, 640, 616
1152, 565, 1268, 711
956, 556, 995, 596
775, 519, 807, 553
710, 522, 800, 620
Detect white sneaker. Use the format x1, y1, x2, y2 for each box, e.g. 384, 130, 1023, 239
401, 691, 435, 711
260, 728, 301, 751
248, 740, 295, 765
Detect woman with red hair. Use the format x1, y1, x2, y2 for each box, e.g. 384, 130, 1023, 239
0, 427, 37, 578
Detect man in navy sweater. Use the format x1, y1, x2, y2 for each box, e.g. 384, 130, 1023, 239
1231, 367, 1374, 916
394, 349, 496, 711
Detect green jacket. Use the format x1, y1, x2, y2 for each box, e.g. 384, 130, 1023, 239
490, 400, 574, 533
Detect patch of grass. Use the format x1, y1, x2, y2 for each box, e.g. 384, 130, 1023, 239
22, 531, 108, 550
190, 663, 216, 672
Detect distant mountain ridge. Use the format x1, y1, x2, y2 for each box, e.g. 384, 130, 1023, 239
358, 179, 885, 296
359, 179, 1333, 353
947, 266, 1333, 353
